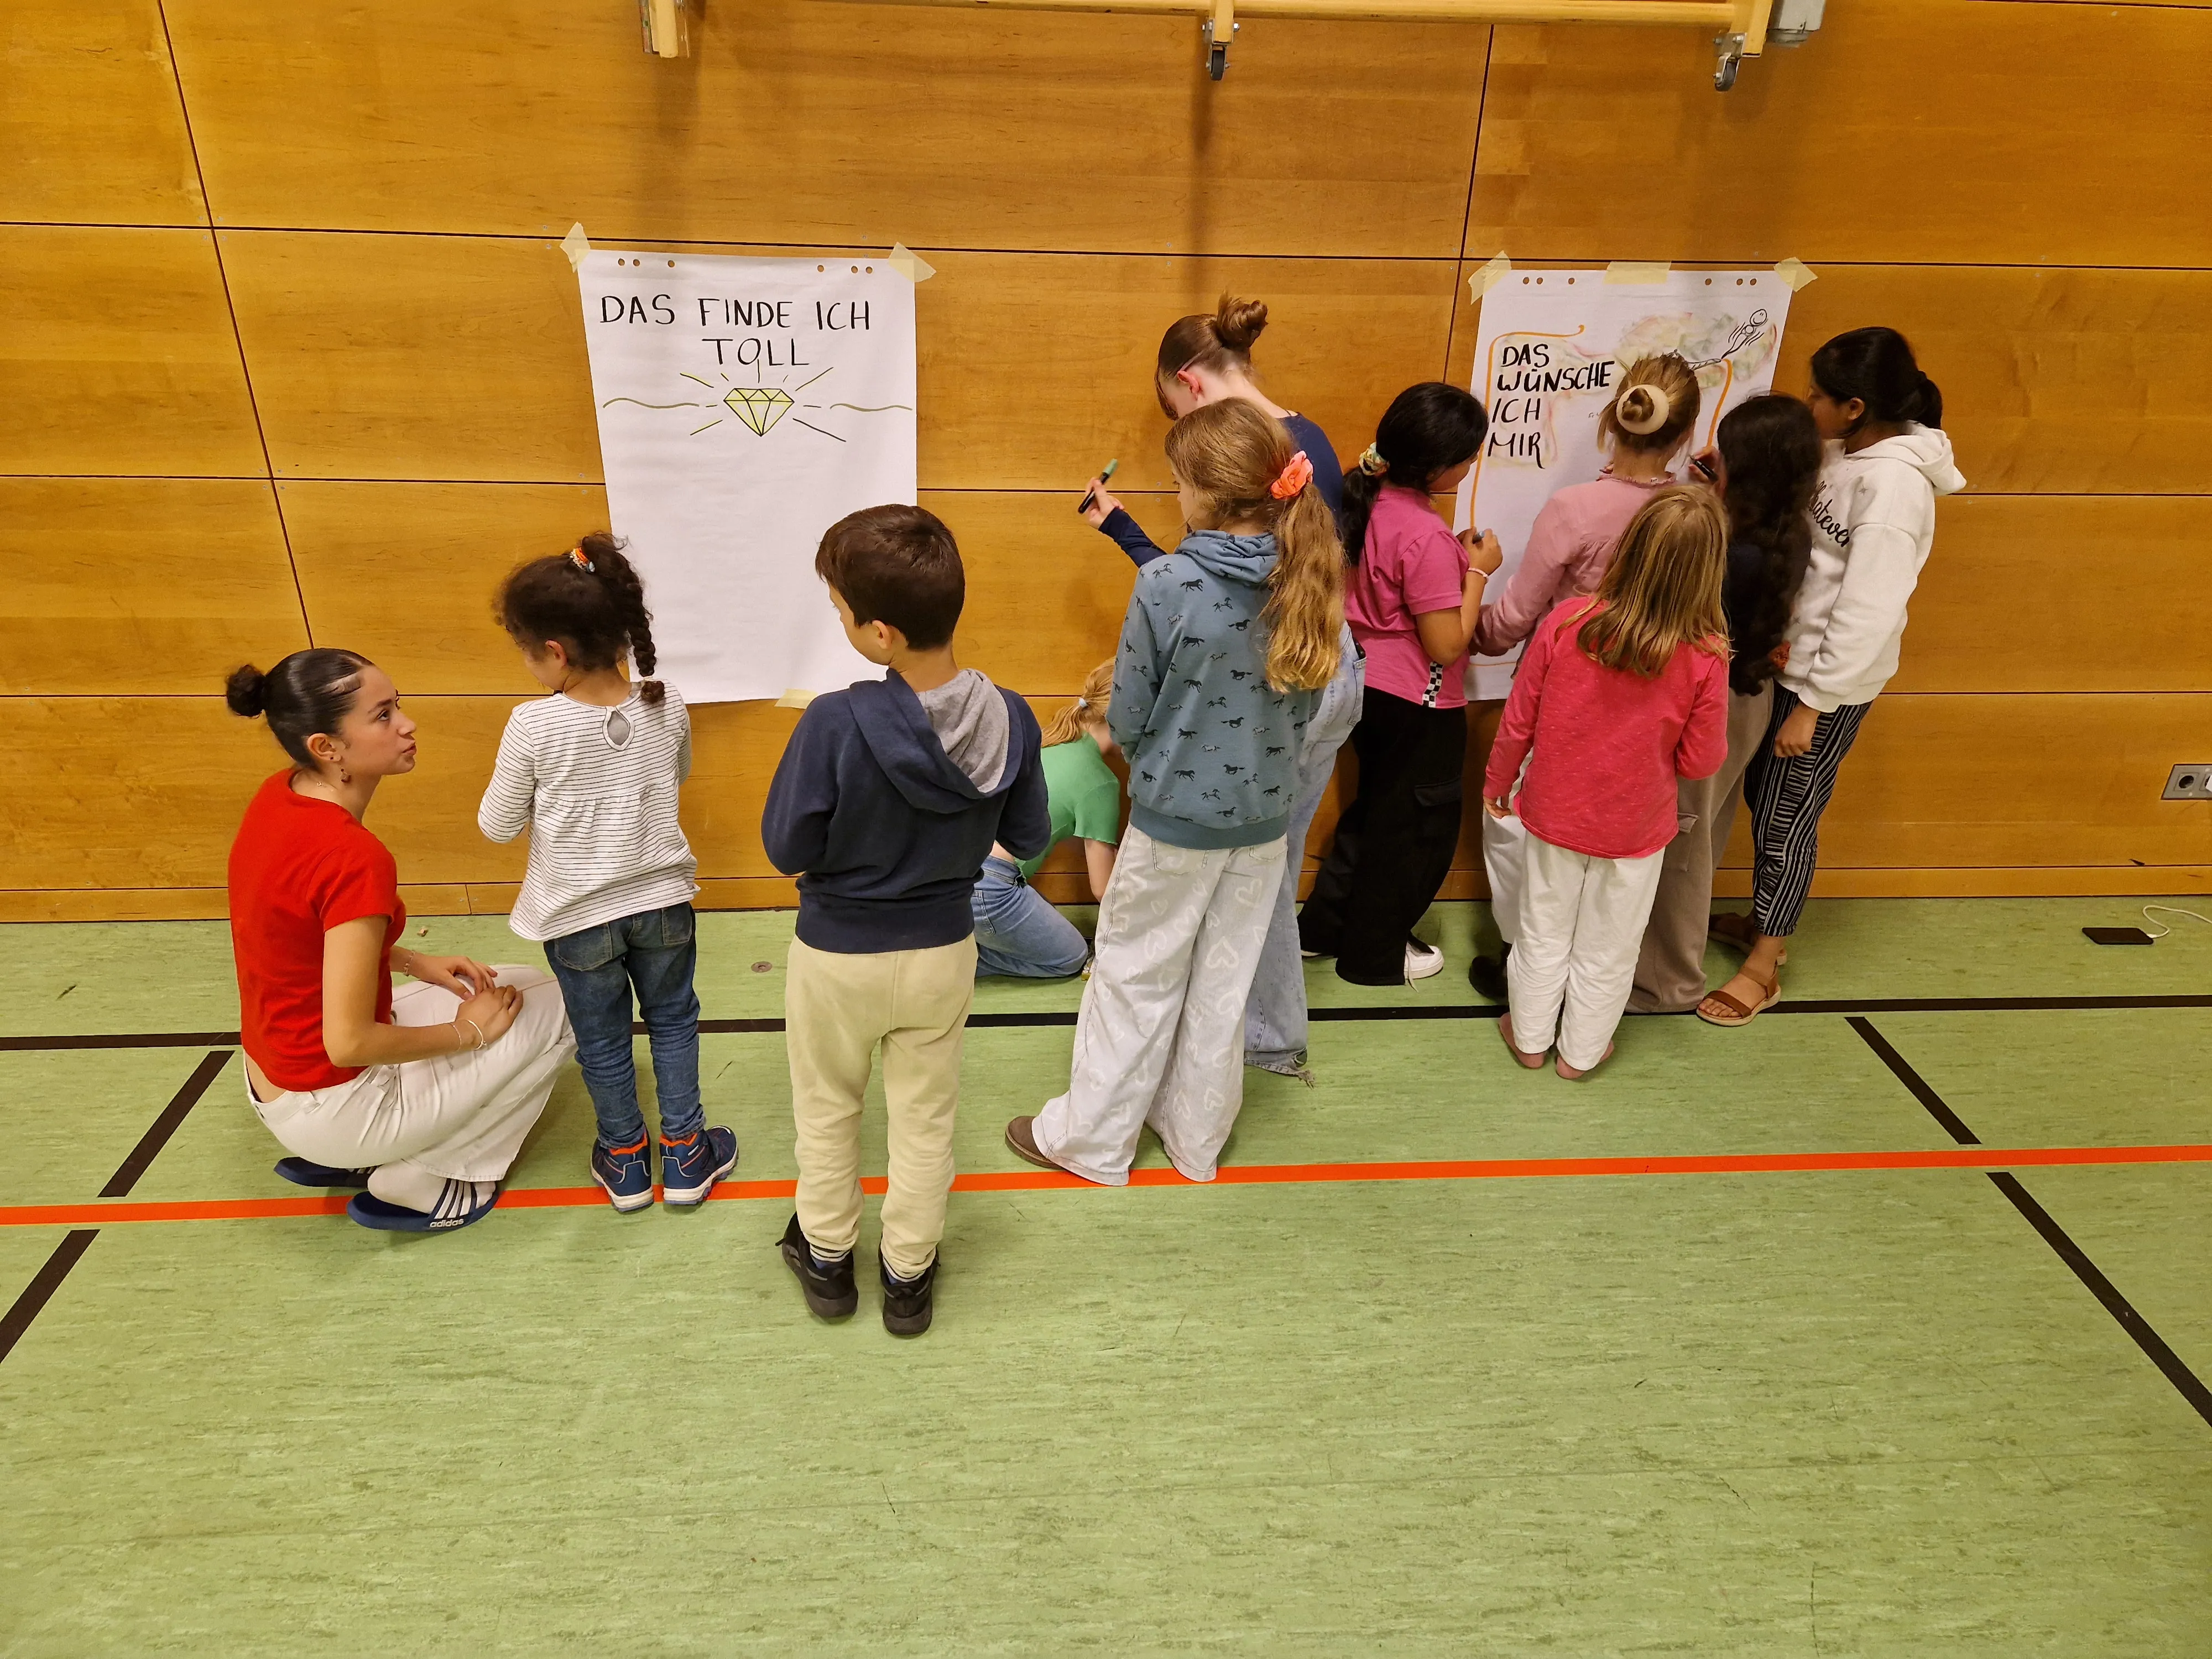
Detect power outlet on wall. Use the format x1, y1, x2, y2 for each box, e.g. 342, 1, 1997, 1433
2163, 764, 2212, 801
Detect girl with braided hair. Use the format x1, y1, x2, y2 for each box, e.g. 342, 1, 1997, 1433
481, 532, 737, 1213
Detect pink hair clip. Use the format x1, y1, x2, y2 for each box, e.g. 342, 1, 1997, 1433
1270, 451, 1313, 500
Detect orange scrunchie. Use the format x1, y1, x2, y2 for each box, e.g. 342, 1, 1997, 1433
1269, 451, 1313, 500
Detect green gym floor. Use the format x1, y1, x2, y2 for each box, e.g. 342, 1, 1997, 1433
2, 899, 2207, 1656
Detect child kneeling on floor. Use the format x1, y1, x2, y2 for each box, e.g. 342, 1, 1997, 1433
1483, 486, 1729, 1079
762, 505, 1049, 1335
1007, 399, 1344, 1185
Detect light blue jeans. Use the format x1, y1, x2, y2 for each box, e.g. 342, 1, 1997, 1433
1245, 639, 1366, 1072
971, 857, 1091, 979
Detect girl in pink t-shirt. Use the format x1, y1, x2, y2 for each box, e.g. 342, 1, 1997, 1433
1297, 383, 1501, 985
1483, 486, 1729, 1079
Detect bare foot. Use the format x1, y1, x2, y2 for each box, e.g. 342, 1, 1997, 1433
1497, 1013, 1547, 1070
1555, 1042, 1614, 1081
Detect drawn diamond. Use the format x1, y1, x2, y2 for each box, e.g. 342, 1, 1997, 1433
724, 386, 794, 435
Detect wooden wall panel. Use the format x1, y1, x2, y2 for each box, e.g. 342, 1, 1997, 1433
1471, 3, 2212, 268
221, 233, 1457, 487
0, 227, 265, 477
0, 481, 306, 695
1890, 497, 2212, 695
2, 0, 202, 225
1446, 262, 2212, 497
164, 0, 1483, 258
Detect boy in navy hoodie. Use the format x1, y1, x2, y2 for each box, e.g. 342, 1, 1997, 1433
761, 505, 1048, 1335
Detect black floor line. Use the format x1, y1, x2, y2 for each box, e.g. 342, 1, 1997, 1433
100, 1050, 234, 1198
1849, 1015, 2212, 1431
0, 1232, 100, 1365
5, 991, 2208, 1052
0, 1051, 231, 1368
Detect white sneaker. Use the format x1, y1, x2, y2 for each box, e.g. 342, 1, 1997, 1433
1405, 940, 1445, 980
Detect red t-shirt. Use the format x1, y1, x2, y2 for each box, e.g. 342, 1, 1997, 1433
1483, 600, 1730, 860
228, 771, 405, 1092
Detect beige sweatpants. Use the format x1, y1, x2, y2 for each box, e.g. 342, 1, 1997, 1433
785, 934, 975, 1279
1629, 682, 1774, 1012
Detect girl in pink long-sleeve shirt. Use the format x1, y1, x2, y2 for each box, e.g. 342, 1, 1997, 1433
1469, 355, 1704, 999
1483, 485, 1729, 1079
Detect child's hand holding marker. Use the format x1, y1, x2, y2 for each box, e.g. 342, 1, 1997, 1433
1077, 459, 1122, 528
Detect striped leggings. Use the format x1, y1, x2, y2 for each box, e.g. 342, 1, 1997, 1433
1740, 687, 1871, 939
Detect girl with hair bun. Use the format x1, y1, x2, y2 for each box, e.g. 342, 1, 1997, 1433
224, 650, 575, 1234
969, 659, 1125, 979
1701, 328, 1964, 1027
1081, 292, 1366, 1077
1466, 352, 1703, 1000
1298, 382, 1500, 986
479, 532, 735, 1212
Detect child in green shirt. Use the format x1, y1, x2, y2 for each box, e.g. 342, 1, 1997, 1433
971, 661, 1122, 977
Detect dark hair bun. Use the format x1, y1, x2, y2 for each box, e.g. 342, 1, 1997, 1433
1214, 295, 1269, 352
225, 664, 268, 719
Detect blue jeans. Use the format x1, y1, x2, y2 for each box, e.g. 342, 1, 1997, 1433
971, 857, 1090, 978
542, 902, 703, 1147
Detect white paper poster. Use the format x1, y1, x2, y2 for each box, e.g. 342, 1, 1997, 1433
577, 252, 919, 703
1455, 270, 1792, 700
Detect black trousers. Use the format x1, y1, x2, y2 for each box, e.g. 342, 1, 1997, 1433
1298, 687, 1467, 985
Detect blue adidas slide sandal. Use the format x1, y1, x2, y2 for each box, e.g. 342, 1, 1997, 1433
274, 1157, 373, 1188
346, 1181, 501, 1234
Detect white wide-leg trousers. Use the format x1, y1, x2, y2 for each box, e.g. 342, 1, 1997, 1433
1506, 837, 1665, 1072
1034, 827, 1285, 1184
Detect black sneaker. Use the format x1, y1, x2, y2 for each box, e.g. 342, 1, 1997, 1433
779, 1214, 857, 1319
1468, 942, 1511, 1001
879, 1251, 937, 1337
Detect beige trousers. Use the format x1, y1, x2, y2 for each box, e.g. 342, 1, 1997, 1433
785, 935, 975, 1279
1629, 682, 1773, 1013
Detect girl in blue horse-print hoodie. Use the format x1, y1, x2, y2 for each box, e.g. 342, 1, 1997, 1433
1010, 401, 1345, 1189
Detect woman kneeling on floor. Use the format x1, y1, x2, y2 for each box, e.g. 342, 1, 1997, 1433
224, 649, 576, 1233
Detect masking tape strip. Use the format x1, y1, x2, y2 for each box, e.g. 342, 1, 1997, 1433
775, 688, 818, 710
560, 223, 592, 274
1467, 252, 1511, 301
1774, 256, 1817, 292
888, 243, 937, 284
1604, 260, 1672, 285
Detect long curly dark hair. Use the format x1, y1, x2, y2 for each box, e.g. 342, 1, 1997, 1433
1714, 394, 1822, 696
496, 531, 665, 705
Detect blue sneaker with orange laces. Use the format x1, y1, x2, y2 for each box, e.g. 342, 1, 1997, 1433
591, 1133, 655, 1213
660, 1125, 738, 1208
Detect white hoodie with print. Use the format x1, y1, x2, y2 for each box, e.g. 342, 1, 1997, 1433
1783, 424, 1966, 713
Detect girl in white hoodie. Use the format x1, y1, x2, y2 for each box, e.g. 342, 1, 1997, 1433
1700, 328, 1965, 1026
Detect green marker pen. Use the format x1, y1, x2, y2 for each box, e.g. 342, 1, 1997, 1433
1077, 458, 1119, 515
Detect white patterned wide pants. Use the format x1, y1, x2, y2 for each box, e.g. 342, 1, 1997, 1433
1033, 827, 1286, 1185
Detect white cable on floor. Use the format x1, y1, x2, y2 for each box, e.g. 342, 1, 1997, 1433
2140, 905, 2212, 939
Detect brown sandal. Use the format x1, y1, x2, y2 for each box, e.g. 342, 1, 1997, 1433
1697, 966, 1781, 1028
1707, 912, 1787, 967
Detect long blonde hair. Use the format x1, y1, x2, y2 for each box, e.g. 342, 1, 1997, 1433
1598, 353, 1701, 456
1162, 400, 1344, 693
1041, 660, 1114, 747
1574, 484, 1729, 678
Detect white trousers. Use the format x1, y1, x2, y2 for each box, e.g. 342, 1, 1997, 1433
1506, 837, 1665, 1071
249, 968, 575, 1184
1480, 810, 1527, 946
1034, 827, 1285, 1184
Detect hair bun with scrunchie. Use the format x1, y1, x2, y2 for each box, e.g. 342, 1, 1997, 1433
1614, 383, 1672, 436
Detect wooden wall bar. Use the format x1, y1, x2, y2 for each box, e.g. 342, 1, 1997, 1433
3, 0, 2208, 921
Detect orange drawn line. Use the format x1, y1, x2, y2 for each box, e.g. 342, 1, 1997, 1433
5, 1144, 2208, 1229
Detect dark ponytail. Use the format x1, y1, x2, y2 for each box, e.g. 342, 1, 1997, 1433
496, 531, 665, 705
225, 648, 374, 769
1713, 394, 1822, 696
1810, 326, 1943, 432
1339, 382, 1489, 561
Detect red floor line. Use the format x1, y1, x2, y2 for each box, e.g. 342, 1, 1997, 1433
6, 1142, 2209, 1229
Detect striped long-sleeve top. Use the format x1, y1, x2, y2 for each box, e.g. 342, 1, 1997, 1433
477, 687, 697, 942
